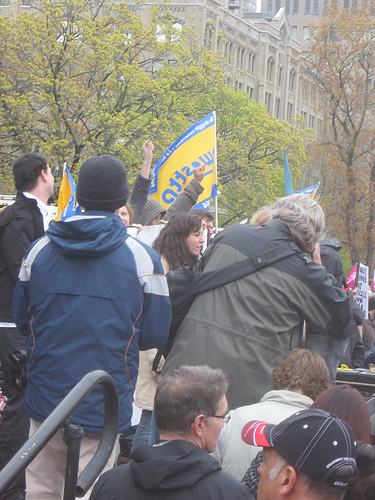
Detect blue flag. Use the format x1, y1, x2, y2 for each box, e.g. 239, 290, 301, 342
296, 182, 320, 199
56, 164, 81, 221
284, 149, 293, 196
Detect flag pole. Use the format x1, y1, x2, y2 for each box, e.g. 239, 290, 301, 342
213, 111, 219, 235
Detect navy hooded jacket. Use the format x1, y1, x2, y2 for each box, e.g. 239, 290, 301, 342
13, 211, 171, 433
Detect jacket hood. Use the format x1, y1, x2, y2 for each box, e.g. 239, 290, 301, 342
130, 440, 220, 491
46, 211, 127, 258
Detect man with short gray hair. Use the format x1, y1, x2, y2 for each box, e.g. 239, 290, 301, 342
160, 195, 352, 410
90, 365, 253, 499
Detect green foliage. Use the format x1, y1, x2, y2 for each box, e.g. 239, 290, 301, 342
0, 0, 307, 221
212, 91, 307, 224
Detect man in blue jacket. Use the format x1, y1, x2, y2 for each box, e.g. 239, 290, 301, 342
13, 155, 172, 500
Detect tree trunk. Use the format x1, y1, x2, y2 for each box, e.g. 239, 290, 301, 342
345, 163, 360, 264
366, 160, 375, 274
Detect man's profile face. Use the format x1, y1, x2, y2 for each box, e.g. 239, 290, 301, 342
257, 448, 283, 500
202, 394, 228, 453
202, 216, 213, 236
45, 165, 55, 199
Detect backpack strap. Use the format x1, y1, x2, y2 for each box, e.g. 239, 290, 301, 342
152, 241, 302, 372
192, 241, 302, 295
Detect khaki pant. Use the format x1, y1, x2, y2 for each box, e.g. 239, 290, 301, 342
26, 418, 119, 500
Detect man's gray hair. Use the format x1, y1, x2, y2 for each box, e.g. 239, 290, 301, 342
269, 454, 288, 480
267, 453, 346, 499
269, 194, 325, 252
155, 365, 228, 436
268, 195, 325, 254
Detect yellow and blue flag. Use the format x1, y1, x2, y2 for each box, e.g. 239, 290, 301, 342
296, 182, 320, 199
149, 112, 217, 210
56, 163, 80, 221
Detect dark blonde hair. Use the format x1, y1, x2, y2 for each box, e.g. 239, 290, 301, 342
272, 349, 331, 401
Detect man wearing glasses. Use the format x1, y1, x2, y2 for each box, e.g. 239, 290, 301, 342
90, 365, 254, 500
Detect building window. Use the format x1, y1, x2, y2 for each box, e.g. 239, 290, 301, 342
303, 26, 309, 41
265, 92, 272, 112
275, 97, 281, 119
309, 114, 315, 128
152, 60, 164, 74
171, 22, 182, 43
204, 22, 215, 50
302, 83, 309, 100
286, 0, 290, 13
155, 25, 165, 43
278, 66, 283, 86
302, 110, 307, 128
267, 0, 273, 13
275, 0, 281, 11
344, 0, 349, 8
237, 47, 244, 69
287, 102, 294, 121
313, 0, 319, 14
293, 0, 299, 14
228, 42, 232, 63
248, 53, 255, 74
289, 69, 296, 92
291, 26, 298, 39
305, 0, 311, 14
267, 57, 275, 82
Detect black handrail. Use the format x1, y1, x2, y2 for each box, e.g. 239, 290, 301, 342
0, 369, 119, 499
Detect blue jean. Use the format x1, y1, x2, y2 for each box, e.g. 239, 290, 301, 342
301, 334, 349, 380
131, 409, 152, 453
148, 410, 160, 445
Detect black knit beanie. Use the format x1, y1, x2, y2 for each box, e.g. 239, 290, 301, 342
76, 155, 129, 211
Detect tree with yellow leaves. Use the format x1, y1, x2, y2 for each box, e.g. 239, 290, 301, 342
304, 0, 375, 271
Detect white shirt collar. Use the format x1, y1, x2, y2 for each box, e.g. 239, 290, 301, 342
23, 192, 49, 231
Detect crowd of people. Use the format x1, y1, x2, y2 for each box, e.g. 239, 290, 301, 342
0, 144, 374, 500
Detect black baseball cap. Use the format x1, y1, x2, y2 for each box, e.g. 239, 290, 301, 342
242, 409, 357, 488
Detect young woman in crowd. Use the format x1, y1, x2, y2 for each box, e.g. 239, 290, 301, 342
153, 212, 204, 272
131, 212, 204, 452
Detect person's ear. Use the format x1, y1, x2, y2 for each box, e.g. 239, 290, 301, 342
278, 466, 297, 496
40, 169, 49, 183
191, 414, 205, 437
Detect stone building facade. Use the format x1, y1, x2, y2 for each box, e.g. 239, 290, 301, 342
0, 0, 319, 134
260, 0, 355, 51
136, 0, 319, 134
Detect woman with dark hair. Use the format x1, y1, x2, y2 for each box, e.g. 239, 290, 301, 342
311, 384, 372, 444
153, 212, 204, 272
312, 384, 375, 500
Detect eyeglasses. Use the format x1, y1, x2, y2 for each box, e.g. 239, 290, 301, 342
209, 412, 231, 424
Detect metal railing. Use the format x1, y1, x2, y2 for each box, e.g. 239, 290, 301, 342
0, 369, 119, 499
